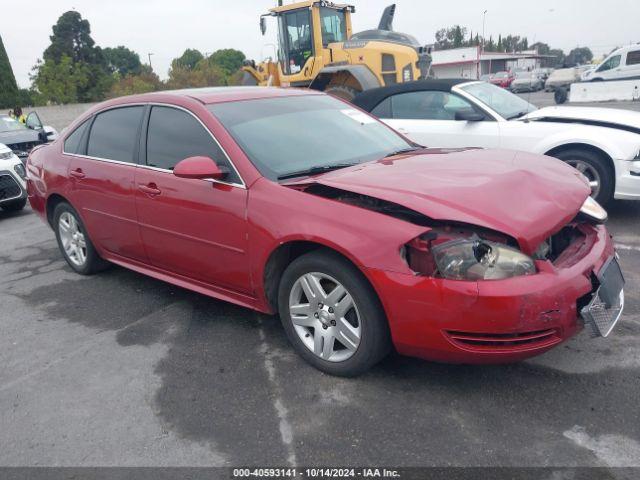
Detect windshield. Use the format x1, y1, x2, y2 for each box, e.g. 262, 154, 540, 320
209, 95, 412, 181
460, 82, 537, 120
0, 115, 28, 133
494, 72, 508, 78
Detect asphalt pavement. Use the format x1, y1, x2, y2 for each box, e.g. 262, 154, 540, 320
1, 94, 640, 472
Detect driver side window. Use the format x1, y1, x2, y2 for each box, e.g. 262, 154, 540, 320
388, 91, 477, 120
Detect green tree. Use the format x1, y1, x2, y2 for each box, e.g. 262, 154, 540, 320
208, 48, 246, 78
167, 59, 225, 89
434, 26, 467, 50
565, 47, 593, 67
172, 49, 204, 71
33, 11, 112, 103
0, 34, 19, 109
103, 46, 143, 77
43, 11, 101, 65
32, 55, 88, 104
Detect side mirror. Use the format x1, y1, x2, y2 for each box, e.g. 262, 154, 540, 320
173, 156, 226, 180
260, 16, 267, 35
455, 110, 485, 122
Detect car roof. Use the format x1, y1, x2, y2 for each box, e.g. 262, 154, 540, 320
118, 86, 321, 106
352, 79, 471, 112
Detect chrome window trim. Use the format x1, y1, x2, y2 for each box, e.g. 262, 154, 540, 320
0, 173, 25, 203
63, 102, 247, 190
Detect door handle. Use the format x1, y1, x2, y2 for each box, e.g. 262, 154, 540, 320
138, 183, 161, 196
70, 168, 85, 179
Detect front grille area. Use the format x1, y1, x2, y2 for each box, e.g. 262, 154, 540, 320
0, 174, 22, 201
445, 329, 561, 351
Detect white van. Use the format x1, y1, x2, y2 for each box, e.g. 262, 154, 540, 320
582, 45, 640, 81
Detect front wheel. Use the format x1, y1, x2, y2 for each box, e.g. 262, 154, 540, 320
553, 148, 614, 205
278, 251, 391, 377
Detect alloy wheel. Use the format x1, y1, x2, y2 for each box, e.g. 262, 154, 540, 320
58, 211, 87, 267
288, 272, 361, 363
566, 159, 601, 199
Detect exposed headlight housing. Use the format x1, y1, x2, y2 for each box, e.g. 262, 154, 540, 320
432, 238, 536, 281
580, 196, 607, 223
14, 163, 26, 179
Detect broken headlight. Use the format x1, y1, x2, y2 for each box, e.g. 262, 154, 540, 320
432, 238, 536, 281
580, 196, 607, 223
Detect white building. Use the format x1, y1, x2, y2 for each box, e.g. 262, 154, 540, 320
430, 46, 549, 79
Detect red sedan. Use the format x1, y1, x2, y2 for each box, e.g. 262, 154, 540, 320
490, 71, 515, 88
26, 87, 624, 376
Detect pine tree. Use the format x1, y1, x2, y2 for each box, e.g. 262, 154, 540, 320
0, 34, 19, 109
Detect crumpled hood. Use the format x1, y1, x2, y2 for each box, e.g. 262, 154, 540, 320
523, 106, 640, 132
312, 149, 590, 254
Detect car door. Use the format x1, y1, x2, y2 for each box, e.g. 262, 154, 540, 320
376, 90, 501, 149
66, 105, 148, 262
135, 104, 251, 294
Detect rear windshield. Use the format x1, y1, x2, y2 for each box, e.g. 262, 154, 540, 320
208, 95, 410, 181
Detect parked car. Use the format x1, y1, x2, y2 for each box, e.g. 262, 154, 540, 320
489, 71, 515, 88
510, 71, 545, 93
0, 142, 28, 212
582, 45, 640, 82
27, 87, 623, 376
0, 112, 58, 161
545, 67, 582, 91
353, 79, 640, 205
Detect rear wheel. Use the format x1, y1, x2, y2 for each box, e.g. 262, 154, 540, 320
278, 250, 391, 376
1, 198, 27, 212
552, 148, 614, 205
324, 85, 359, 103
53, 202, 109, 275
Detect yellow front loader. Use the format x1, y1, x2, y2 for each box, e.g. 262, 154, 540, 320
242, 1, 432, 101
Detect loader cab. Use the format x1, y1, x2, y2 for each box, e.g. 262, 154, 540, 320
264, 1, 354, 81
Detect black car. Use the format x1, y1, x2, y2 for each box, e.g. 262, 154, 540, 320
0, 112, 56, 160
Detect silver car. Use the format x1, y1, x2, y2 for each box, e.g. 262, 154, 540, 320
511, 72, 544, 93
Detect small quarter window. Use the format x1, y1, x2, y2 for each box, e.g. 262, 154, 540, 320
63, 120, 90, 155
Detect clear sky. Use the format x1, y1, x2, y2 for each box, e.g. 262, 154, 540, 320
3, 0, 639, 88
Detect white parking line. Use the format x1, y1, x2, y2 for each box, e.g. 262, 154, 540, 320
616, 243, 640, 252
257, 315, 297, 467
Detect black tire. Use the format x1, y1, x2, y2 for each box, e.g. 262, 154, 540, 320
1, 198, 27, 212
324, 85, 359, 103
552, 148, 614, 205
554, 87, 568, 104
53, 202, 109, 275
277, 250, 391, 377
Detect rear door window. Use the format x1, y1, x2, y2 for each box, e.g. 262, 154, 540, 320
145, 106, 241, 184
87, 106, 144, 163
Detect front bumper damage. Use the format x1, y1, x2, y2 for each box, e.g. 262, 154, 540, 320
367, 224, 620, 364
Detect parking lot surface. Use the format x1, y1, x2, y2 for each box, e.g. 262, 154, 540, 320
2, 98, 640, 469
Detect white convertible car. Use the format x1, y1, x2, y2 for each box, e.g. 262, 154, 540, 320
353, 79, 640, 204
